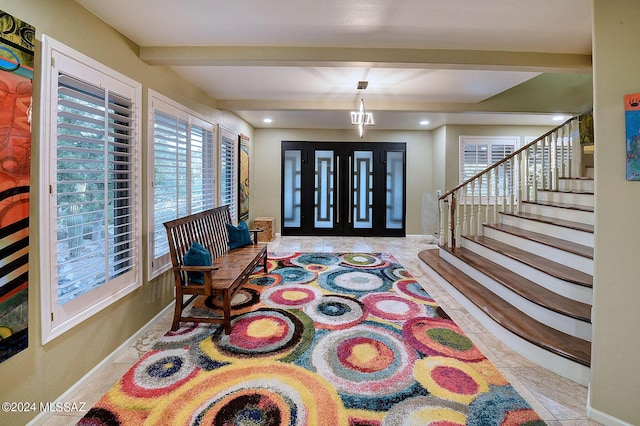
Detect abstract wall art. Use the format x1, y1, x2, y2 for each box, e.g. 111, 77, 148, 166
238, 134, 250, 222
0, 10, 34, 363
625, 93, 640, 180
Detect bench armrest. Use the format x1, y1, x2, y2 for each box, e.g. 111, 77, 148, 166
175, 265, 221, 273
249, 228, 264, 244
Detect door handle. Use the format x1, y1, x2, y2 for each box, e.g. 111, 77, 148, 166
348, 155, 352, 224
336, 155, 340, 224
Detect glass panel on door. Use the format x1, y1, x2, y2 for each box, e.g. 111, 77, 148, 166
283, 149, 302, 228
314, 150, 334, 228
352, 150, 374, 229
386, 150, 404, 229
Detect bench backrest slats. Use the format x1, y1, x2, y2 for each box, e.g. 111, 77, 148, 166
163, 205, 235, 272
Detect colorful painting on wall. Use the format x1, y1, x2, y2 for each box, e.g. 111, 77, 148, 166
238, 134, 250, 222
625, 93, 640, 180
0, 11, 34, 363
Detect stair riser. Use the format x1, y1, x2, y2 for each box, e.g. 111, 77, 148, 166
419, 261, 591, 386
482, 227, 593, 275
559, 179, 594, 192
440, 249, 592, 341
537, 190, 594, 207
522, 203, 594, 226
462, 238, 593, 304
499, 214, 594, 247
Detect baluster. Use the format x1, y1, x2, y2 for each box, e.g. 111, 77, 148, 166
550, 132, 555, 190
520, 149, 530, 202
467, 180, 477, 235
477, 173, 483, 231
485, 170, 491, 224
542, 136, 548, 190
439, 195, 445, 245
532, 143, 538, 201
464, 181, 471, 237
515, 151, 522, 211
509, 156, 515, 212
493, 166, 499, 222
454, 190, 461, 248
560, 125, 566, 179
500, 161, 507, 212
568, 119, 573, 178
553, 130, 559, 190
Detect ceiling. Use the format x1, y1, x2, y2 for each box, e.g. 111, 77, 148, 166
74, 0, 593, 131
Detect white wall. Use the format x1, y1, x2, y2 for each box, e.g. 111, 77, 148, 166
590, 1, 640, 424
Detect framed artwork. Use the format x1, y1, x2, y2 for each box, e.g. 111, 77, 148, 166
238, 134, 250, 222
0, 10, 34, 362
625, 93, 640, 180
579, 111, 594, 146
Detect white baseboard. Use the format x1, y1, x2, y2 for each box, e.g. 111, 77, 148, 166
587, 388, 635, 426
27, 303, 174, 426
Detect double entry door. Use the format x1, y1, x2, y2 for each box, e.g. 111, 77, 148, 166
281, 141, 406, 237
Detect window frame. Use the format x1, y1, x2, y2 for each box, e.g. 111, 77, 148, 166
39, 35, 143, 343
459, 136, 519, 198
146, 90, 217, 280
459, 136, 519, 182
219, 126, 238, 222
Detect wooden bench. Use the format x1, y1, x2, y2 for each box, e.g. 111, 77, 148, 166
163, 205, 268, 334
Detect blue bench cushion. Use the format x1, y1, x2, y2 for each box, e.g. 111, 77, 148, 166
183, 242, 211, 284
227, 220, 253, 249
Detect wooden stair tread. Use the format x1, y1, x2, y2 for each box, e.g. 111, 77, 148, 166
484, 223, 593, 259
499, 211, 594, 233
560, 177, 594, 181
538, 188, 594, 195
522, 199, 594, 212
440, 245, 591, 322
463, 235, 593, 288
419, 248, 591, 367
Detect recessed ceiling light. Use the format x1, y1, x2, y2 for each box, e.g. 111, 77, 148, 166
263, 118, 273, 123
552, 115, 565, 121
420, 120, 430, 126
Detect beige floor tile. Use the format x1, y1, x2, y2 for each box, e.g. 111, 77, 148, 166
498, 367, 558, 421
511, 366, 592, 420
41, 414, 84, 425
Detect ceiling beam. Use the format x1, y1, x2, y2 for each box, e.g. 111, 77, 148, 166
140, 46, 592, 73
216, 99, 586, 115
217, 73, 593, 115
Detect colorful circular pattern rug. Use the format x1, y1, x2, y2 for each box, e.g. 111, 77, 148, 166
303, 294, 368, 330
79, 252, 546, 426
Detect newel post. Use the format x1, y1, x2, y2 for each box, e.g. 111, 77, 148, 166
449, 193, 457, 248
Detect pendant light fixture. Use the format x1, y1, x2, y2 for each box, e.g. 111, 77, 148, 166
350, 81, 374, 138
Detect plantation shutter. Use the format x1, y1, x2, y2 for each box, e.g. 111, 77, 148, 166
56, 73, 135, 304
220, 131, 237, 221
190, 124, 215, 213
460, 137, 518, 197
462, 143, 489, 182
491, 143, 515, 196
152, 110, 188, 259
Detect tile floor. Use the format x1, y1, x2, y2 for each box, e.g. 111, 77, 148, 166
42, 236, 600, 425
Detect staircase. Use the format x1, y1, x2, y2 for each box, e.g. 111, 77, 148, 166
419, 116, 593, 386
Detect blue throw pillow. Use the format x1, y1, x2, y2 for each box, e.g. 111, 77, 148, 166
227, 220, 253, 249
183, 242, 211, 284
